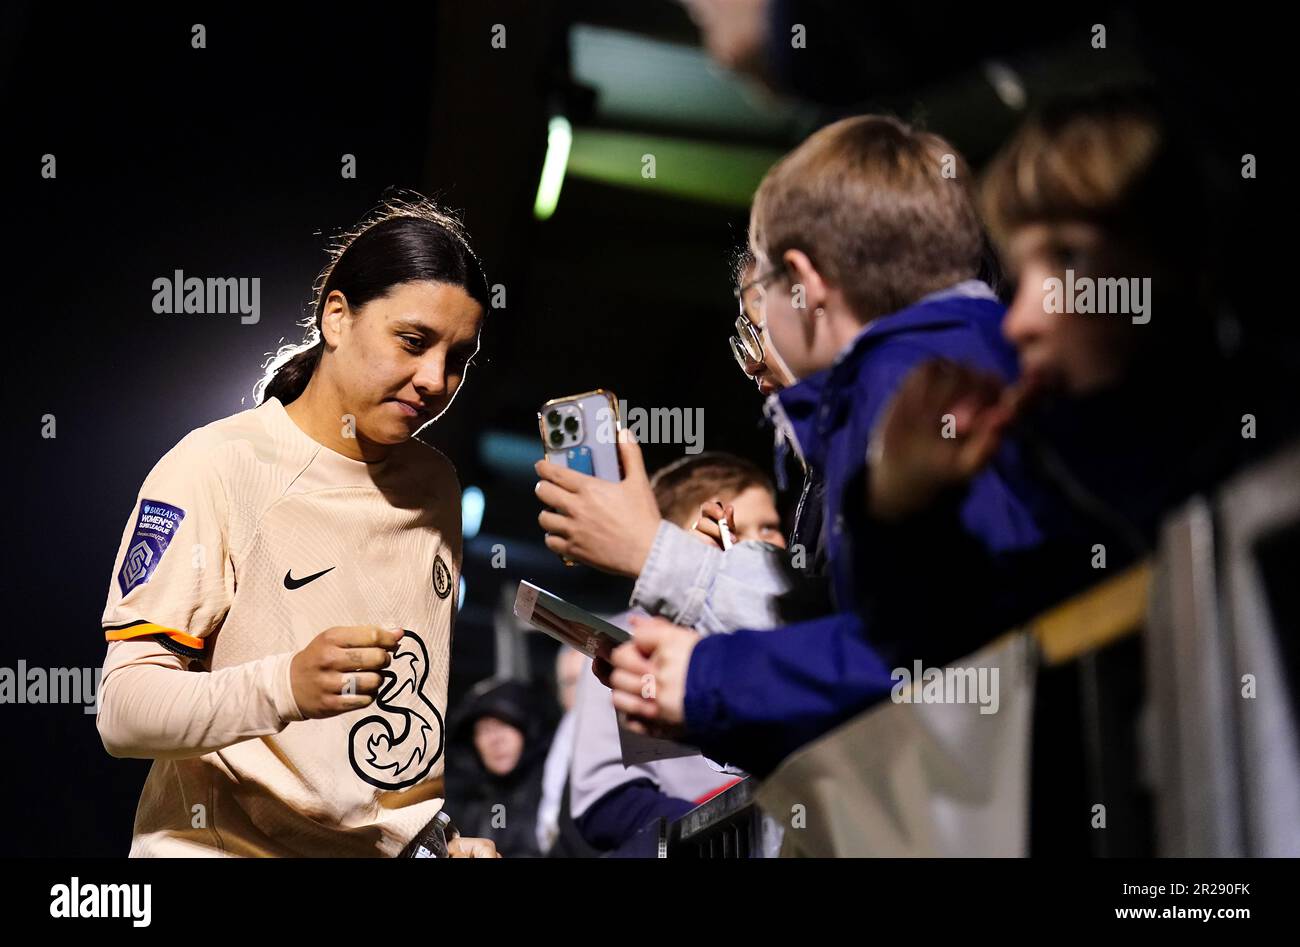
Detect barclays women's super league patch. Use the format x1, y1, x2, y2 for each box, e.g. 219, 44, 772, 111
117, 499, 186, 596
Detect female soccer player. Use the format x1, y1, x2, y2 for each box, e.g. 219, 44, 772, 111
96, 195, 499, 857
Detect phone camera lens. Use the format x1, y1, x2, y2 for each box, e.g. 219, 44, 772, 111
547, 411, 560, 426
549, 430, 564, 447
563, 417, 579, 434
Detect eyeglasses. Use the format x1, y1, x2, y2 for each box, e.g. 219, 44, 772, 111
730, 262, 787, 374
729, 311, 764, 372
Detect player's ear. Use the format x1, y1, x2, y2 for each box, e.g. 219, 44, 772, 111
319, 290, 351, 349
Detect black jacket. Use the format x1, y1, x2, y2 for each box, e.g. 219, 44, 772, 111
444, 679, 554, 858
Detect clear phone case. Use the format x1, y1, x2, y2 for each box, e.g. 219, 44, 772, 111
537, 390, 622, 482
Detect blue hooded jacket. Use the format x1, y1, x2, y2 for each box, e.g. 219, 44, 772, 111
680, 283, 1047, 776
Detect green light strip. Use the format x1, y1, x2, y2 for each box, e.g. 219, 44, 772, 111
534, 115, 574, 220
566, 128, 782, 208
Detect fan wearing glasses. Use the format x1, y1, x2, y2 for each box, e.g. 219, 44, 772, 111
731, 251, 797, 397
727, 249, 829, 578
603, 115, 1046, 778
532, 250, 830, 655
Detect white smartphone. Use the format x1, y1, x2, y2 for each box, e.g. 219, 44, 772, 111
537, 389, 623, 482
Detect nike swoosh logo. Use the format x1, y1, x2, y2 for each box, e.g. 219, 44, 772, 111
284, 566, 335, 590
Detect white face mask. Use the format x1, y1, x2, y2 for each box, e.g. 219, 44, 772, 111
762, 322, 800, 384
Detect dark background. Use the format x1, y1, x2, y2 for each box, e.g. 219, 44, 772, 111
4, 2, 1287, 855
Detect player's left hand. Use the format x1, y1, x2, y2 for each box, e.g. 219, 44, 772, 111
607, 615, 699, 740
447, 835, 501, 858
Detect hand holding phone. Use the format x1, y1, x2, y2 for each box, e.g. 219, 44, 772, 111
534, 400, 662, 578
538, 390, 623, 482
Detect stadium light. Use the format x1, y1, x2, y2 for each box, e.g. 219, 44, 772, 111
534, 115, 573, 221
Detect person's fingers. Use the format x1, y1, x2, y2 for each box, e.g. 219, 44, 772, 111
724, 504, 737, 531
542, 533, 569, 557
923, 359, 965, 408
470, 840, 503, 858
534, 480, 573, 514
608, 666, 652, 697
945, 363, 999, 413
323, 693, 375, 714
611, 688, 659, 720
609, 641, 654, 676
624, 617, 668, 655
325, 625, 373, 647
616, 427, 648, 483
882, 367, 925, 430
957, 413, 1007, 474
591, 657, 613, 687
1001, 376, 1042, 423
448, 837, 481, 857
947, 397, 991, 437
901, 359, 947, 399
537, 509, 572, 537
331, 670, 383, 695
898, 360, 965, 433
700, 500, 726, 522
969, 386, 1024, 465
534, 459, 587, 492
693, 516, 724, 542
962, 369, 1007, 413
936, 369, 1006, 438
332, 625, 403, 649
327, 647, 393, 671
450, 837, 499, 858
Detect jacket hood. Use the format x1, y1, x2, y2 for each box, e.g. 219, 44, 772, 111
773, 284, 1008, 474
449, 678, 554, 782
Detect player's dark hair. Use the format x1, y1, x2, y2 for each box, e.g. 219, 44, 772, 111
256, 191, 489, 406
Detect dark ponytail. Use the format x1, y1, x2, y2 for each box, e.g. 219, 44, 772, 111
257, 191, 489, 406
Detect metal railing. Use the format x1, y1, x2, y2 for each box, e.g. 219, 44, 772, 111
664, 778, 764, 858
683, 442, 1300, 857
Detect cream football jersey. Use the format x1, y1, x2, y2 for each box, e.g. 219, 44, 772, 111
99, 396, 461, 856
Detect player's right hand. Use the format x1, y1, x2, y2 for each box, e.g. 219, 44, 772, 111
289, 626, 403, 719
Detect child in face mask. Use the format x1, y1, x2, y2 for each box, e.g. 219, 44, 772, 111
569, 453, 787, 855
